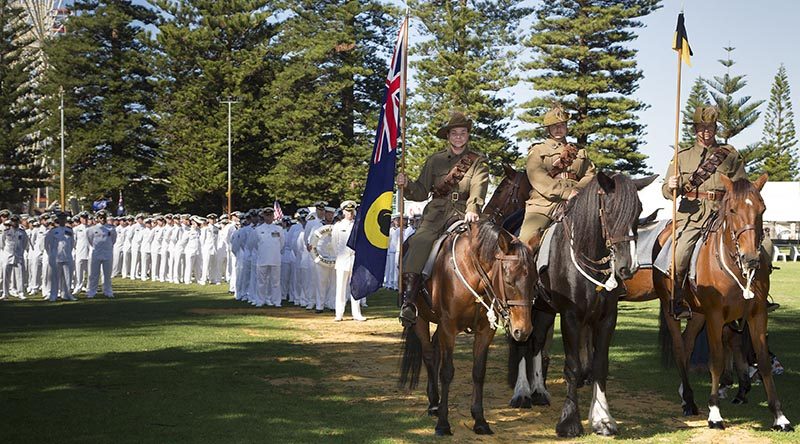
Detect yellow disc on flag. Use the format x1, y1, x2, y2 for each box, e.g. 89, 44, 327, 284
365, 191, 393, 248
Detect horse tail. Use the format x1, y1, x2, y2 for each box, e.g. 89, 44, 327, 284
399, 325, 423, 390
658, 308, 675, 368
507, 333, 532, 389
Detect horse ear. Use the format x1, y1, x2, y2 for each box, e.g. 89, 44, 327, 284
596, 170, 615, 193
720, 174, 734, 192
754, 173, 768, 191
632, 174, 658, 191
502, 162, 515, 178
497, 229, 512, 254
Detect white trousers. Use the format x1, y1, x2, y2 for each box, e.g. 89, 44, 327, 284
73, 258, 89, 292
184, 252, 200, 284
235, 257, 250, 300
112, 246, 123, 276
139, 252, 150, 280
257, 264, 281, 306
200, 251, 218, 284
158, 249, 169, 282
293, 266, 312, 308
228, 253, 237, 294
315, 264, 335, 310
335, 268, 363, 320
281, 262, 293, 300
87, 257, 113, 297
384, 252, 397, 288
28, 254, 43, 292
49, 261, 73, 301
3, 261, 27, 298
150, 250, 160, 281
170, 248, 183, 283
129, 249, 141, 279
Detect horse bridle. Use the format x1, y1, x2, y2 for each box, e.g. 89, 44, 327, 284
485, 172, 525, 224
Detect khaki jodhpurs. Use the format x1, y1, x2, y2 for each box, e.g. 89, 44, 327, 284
519, 212, 552, 245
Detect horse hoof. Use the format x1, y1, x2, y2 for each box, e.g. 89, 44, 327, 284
593, 422, 618, 436
708, 420, 725, 430
556, 421, 584, 438
473, 423, 494, 435
427, 406, 439, 417
731, 395, 747, 405
683, 404, 699, 416
772, 424, 794, 432
531, 392, 551, 406
509, 395, 532, 409
435, 427, 452, 436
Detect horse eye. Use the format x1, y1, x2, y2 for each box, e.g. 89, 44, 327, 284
729, 208, 736, 214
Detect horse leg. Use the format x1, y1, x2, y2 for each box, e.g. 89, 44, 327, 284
727, 327, 751, 405
421, 322, 440, 416
471, 325, 496, 435
748, 310, 794, 432
662, 299, 699, 416
588, 305, 619, 436
531, 311, 555, 406
705, 314, 726, 429
434, 325, 457, 436
578, 323, 593, 388
556, 310, 584, 438
509, 335, 533, 409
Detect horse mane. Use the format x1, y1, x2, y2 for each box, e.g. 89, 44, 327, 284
475, 221, 533, 268
720, 178, 760, 212
564, 173, 640, 258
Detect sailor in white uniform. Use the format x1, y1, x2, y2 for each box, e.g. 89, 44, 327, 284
1, 215, 29, 300
332, 201, 366, 321
72, 212, 91, 293
253, 208, 284, 307
86, 210, 117, 298
44, 212, 75, 301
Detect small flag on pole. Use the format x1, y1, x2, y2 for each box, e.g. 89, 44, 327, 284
273, 200, 284, 219
348, 16, 408, 300
116, 191, 125, 216
672, 12, 693, 66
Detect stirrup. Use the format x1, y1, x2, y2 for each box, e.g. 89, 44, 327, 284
399, 303, 418, 327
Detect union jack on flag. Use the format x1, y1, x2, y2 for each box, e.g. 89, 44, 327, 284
348, 17, 408, 300
373, 18, 407, 164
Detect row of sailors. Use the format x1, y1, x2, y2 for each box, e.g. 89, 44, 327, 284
0, 201, 368, 321
382, 215, 420, 291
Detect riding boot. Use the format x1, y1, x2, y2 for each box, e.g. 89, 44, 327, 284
399, 272, 422, 327
671, 277, 692, 320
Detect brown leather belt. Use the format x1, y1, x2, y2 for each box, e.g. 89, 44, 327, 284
684, 190, 725, 201
431, 190, 466, 202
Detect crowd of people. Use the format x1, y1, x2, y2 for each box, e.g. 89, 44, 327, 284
0, 202, 424, 322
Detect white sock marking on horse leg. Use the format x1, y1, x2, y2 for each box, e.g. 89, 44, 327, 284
708, 405, 723, 423
775, 414, 791, 427
530, 351, 550, 402
678, 383, 686, 407
513, 357, 531, 400
589, 382, 616, 429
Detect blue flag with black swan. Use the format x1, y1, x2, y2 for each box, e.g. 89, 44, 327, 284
348, 17, 407, 300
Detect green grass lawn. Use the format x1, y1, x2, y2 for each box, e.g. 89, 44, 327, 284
1, 264, 799, 443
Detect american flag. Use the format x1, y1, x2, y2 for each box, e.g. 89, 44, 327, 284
273, 200, 284, 219
373, 17, 407, 164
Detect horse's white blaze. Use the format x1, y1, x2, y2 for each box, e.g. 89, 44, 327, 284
588, 382, 616, 428
513, 357, 532, 400
708, 405, 723, 423
745, 198, 753, 206
775, 414, 791, 427
530, 351, 550, 401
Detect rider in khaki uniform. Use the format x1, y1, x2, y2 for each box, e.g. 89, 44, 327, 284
396, 111, 490, 326
519, 106, 596, 245
664, 105, 746, 319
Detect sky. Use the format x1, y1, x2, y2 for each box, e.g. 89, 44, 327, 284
501, 0, 800, 174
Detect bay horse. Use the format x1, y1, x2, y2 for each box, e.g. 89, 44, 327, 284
651, 173, 793, 431
507, 171, 655, 437
398, 165, 536, 436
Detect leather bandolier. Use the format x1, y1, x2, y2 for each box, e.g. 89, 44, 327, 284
547, 144, 579, 180
683, 145, 730, 194
431, 151, 481, 199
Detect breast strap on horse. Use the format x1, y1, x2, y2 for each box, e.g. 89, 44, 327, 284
683, 146, 730, 193
431, 152, 480, 199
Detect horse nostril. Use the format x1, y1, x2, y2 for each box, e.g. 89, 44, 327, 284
513, 329, 522, 341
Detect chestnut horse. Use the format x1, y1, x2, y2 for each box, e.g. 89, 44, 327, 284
652, 174, 793, 431
398, 165, 536, 436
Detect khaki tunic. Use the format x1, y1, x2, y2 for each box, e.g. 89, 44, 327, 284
519, 139, 596, 243
402, 146, 489, 273
662, 141, 746, 276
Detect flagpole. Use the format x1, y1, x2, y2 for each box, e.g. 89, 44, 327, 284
397, 12, 409, 307
670, 49, 683, 305
59, 86, 65, 210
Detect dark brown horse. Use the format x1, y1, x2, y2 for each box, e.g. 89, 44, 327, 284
399, 166, 536, 436
652, 174, 793, 431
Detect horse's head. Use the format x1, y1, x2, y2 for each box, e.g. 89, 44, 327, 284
482, 163, 531, 224
472, 221, 534, 342
719, 173, 768, 272
591, 171, 657, 281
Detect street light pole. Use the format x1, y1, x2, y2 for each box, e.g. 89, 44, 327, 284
59, 86, 65, 210
220, 98, 238, 217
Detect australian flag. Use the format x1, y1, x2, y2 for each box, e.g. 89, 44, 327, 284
348, 17, 408, 300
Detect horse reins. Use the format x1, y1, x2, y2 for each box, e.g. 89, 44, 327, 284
716, 218, 760, 299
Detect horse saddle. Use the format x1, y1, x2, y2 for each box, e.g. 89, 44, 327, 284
653, 226, 704, 286
421, 219, 469, 279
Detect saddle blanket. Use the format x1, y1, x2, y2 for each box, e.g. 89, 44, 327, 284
653, 231, 703, 284
535, 223, 557, 274
636, 219, 669, 268
421, 220, 467, 278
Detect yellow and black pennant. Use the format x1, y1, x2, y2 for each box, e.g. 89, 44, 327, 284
672, 12, 693, 66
